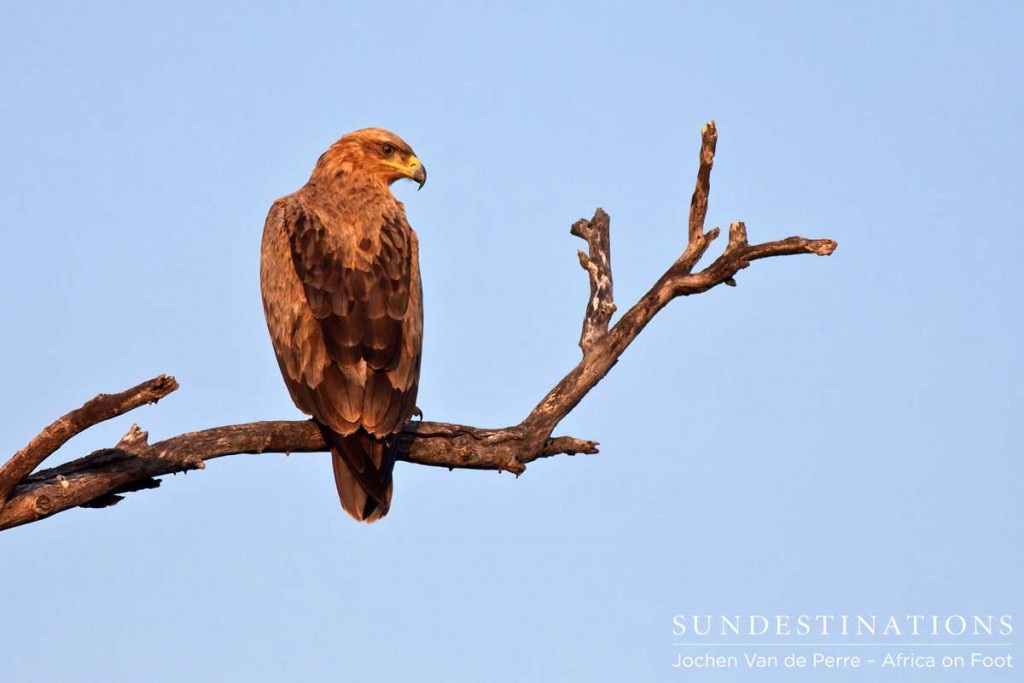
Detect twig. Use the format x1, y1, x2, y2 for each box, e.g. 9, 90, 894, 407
571, 208, 616, 354
679, 119, 719, 272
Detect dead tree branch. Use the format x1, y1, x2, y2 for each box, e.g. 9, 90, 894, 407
0, 375, 178, 504
0, 121, 836, 531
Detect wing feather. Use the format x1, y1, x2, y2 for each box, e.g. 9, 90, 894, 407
261, 194, 420, 439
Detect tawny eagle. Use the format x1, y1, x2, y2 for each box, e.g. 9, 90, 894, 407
260, 128, 426, 522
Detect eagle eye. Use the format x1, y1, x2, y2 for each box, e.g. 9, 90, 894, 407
382, 144, 394, 156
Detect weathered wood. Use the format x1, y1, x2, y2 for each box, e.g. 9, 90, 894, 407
0, 420, 597, 529
571, 208, 616, 354
0, 375, 178, 506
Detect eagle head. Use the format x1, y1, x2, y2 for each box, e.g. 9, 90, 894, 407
312, 127, 426, 190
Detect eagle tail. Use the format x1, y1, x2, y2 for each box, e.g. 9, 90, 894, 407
318, 424, 397, 523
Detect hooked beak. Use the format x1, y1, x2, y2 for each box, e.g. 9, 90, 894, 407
383, 154, 427, 190
407, 155, 427, 190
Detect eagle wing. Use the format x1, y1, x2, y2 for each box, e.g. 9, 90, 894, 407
260, 194, 422, 457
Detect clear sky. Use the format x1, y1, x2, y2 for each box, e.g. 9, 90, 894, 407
1, 2, 1020, 681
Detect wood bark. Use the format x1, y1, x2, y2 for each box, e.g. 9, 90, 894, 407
0, 121, 837, 531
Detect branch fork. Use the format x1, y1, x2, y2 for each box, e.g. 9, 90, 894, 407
0, 121, 836, 530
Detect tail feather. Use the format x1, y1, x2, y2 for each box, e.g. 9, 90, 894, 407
319, 423, 397, 523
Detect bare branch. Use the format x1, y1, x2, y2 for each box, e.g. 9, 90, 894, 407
571, 208, 616, 354
523, 122, 835, 451
677, 119, 720, 273
0, 375, 178, 506
0, 121, 837, 531
0, 418, 598, 530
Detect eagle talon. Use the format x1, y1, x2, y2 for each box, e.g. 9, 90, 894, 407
411, 406, 424, 421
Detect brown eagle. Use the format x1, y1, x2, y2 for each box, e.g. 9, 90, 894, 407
260, 128, 426, 522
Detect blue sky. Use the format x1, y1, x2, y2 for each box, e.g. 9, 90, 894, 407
0, 2, 1020, 681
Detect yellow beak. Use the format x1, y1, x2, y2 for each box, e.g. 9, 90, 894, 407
407, 155, 427, 190
386, 155, 427, 190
